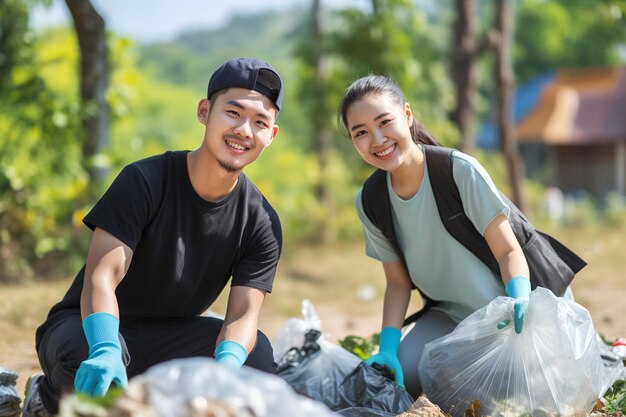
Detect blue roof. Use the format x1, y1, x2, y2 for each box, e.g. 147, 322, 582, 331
477, 71, 556, 149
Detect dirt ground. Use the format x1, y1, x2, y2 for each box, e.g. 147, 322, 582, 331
1, 236, 625, 399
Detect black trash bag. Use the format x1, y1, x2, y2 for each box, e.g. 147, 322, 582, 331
333, 362, 414, 414
276, 329, 361, 408
336, 406, 399, 417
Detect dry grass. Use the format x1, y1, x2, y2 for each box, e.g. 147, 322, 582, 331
0, 232, 624, 398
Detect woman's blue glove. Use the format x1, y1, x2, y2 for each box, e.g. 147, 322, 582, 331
365, 327, 404, 388
74, 312, 128, 397
502, 276, 531, 334
215, 340, 248, 369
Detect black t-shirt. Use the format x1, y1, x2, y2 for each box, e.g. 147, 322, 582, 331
45, 150, 282, 320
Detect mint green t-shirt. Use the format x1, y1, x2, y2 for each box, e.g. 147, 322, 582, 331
356, 148, 510, 323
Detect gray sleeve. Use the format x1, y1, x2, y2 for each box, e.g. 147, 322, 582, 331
355, 187, 401, 263
451, 152, 510, 236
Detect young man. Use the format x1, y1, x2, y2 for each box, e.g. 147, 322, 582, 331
22, 57, 284, 417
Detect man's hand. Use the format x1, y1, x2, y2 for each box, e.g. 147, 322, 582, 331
365, 327, 404, 388
215, 340, 248, 369
74, 312, 128, 396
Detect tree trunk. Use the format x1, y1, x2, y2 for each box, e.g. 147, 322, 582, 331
494, 0, 527, 212
311, 0, 335, 242
64, 0, 109, 188
451, 0, 478, 155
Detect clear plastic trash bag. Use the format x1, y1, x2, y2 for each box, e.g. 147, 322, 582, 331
120, 357, 338, 417
419, 287, 618, 417
272, 298, 323, 364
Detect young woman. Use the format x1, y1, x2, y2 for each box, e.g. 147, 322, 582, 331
337, 74, 534, 399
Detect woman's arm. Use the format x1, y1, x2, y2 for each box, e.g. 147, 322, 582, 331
483, 214, 529, 284
381, 260, 413, 329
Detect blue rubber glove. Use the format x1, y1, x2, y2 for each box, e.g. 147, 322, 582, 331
74, 312, 128, 396
365, 327, 404, 388
215, 340, 248, 369
503, 276, 531, 334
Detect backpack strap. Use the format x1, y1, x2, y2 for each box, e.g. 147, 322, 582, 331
361, 168, 437, 326
423, 145, 501, 277
362, 169, 396, 246
424, 145, 586, 295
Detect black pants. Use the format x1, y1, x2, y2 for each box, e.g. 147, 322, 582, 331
35, 310, 274, 414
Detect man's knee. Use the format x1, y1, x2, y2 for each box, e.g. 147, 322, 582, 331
245, 330, 274, 373
36, 314, 88, 412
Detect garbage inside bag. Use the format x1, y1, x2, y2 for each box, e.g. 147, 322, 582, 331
274, 328, 322, 373
274, 300, 361, 408
334, 362, 414, 413
274, 299, 413, 415
108, 357, 338, 417
272, 298, 323, 364
597, 334, 626, 383
419, 287, 616, 417
0, 368, 21, 417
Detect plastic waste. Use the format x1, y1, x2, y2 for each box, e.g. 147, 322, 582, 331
611, 338, 626, 359
119, 357, 338, 417
273, 300, 361, 408
0, 368, 20, 417
334, 362, 414, 413
274, 300, 412, 416
419, 287, 618, 417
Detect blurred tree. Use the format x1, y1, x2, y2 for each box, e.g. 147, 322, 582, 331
450, 0, 499, 155
515, 0, 626, 84
493, 0, 527, 212
447, 0, 526, 210
307, 0, 335, 242
65, 0, 109, 190
0, 2, 86, 282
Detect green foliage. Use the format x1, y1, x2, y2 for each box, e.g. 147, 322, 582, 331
604, 193, 626, 229
57, 387, 123, 417
7, 1, 626, 283
602, 379, 626, 415
0, 5, 87, 281
515, 0, 626, 83
339, 332, 380, 360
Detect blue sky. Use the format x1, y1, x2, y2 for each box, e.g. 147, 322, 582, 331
30, 0, 368, 43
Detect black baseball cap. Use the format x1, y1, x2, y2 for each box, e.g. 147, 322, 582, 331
207, 57, 284, 111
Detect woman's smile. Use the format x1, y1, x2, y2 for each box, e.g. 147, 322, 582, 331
374, 143, 397, 160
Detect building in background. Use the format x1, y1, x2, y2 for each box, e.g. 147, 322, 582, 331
479, 67, 626, 200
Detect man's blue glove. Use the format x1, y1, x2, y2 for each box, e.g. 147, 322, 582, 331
365, 327, 404, 388
74, 312, 128, 397
500, 276, 531, 334
215, 340, 248, 369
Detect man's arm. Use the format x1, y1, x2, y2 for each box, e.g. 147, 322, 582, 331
214, 286, 266, 368
217, 286, 266, 351
74, 227, 133, 396
80, 227, 133, 318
